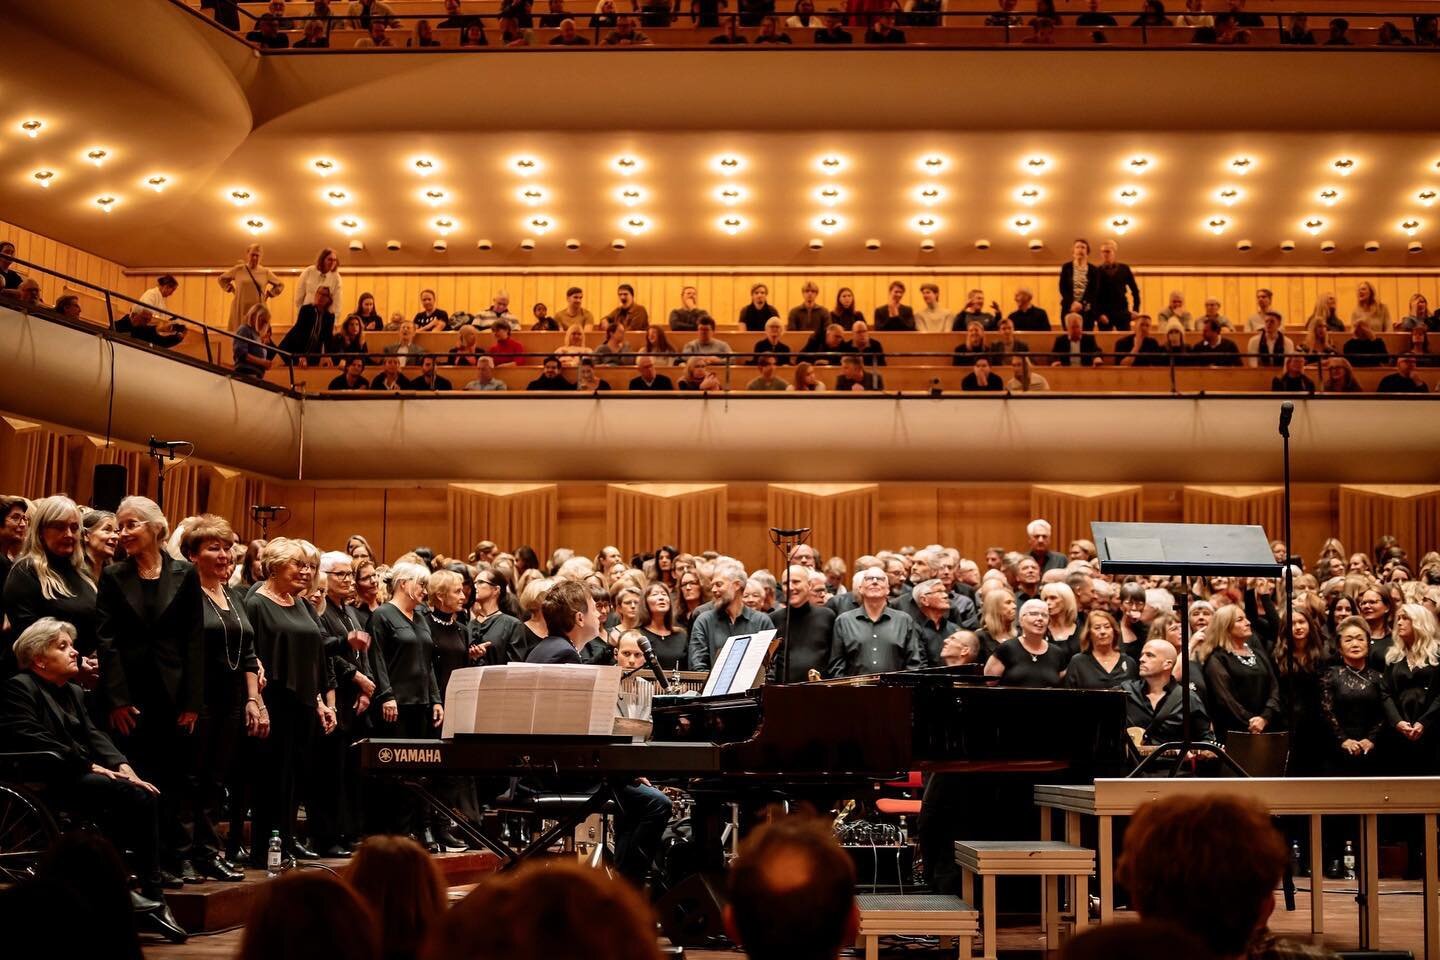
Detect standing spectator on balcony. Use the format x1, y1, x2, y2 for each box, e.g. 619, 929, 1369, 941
235, 304, 279, 378
755, 15, 794, 40
463, 356, 507, 391
913, 283, 950, 333
1244, 288, 1280, 332
787, 281, 830, 332
1343, 318, 1390, 368
1352, 281, 1392, 331
1095, 239, 1140, 331
858, 311, 906, 360
752, 316, 792, 364
628, 354, 674, 391
1058, 239, 1102, 329
1377, 354, 1429, 394
1271, 355, 1315, 393
951, 288, 998, 331
864, 12, 907, 41
0, 241, 23, 289
739, 283, 781, 332
1189, 316, 1240, 366
219, 244, 283, 331
247, 14, 292, 47
835, 355, 883, 391
370, 356, 410, 391
1246, 311, 1294, 368
413, 289, 449, 332
128, 274, 181, 333
998, 287, 1044, 331
1116, 315, 1163, 366
348, 0, 397, 29
329, 356, 370, 390
681, 317, 735, 360
1050, 312, 1103, 367
815, 7, 855, 40
602, 15, 654, 43
850, 320, 887, 366
280, 285, 337, 367
604, 284, 650, 332
554, 287, 594, 330
475, 291, 518, 331
1280, 12, 1315, 42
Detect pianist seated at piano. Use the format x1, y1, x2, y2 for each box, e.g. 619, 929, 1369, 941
772, 564, 836, 683
688, 559, 776, 672
1124, 639, 1214, 749
828, 566, 926, 677
984, 598, 1071, 686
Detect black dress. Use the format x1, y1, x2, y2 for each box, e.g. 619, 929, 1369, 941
1276, 660, 1330, 775
1063, 651, 1136, 690
1203, 649, 1282, 738
641, 626, 688, 671
196, 586, 259, 859
1320, 664, 1398, 775
468, 611, 528, 665
1383, 656, 1439, 773
992, 640, 1067, 687
2, 555, 99, 669
428, 609, 470, 699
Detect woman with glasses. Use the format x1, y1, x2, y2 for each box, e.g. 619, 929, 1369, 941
1355, 586, 1394, 668
675, 569, 708, 633
466, 569, 528, 664
984, 599, 1068, 686
351, 559, 383, 631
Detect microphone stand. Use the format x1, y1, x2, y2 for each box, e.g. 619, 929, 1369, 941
1280, 400, 1295, 686
768, 526, 813, 684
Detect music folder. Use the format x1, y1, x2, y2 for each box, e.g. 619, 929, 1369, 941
441, 664, 622, 738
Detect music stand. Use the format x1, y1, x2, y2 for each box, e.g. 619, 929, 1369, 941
1092, 521, 1283, 777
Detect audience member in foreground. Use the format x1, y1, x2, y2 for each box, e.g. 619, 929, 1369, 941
347, 835, 448, 960
726, 815, 859, 960
0, 830, 148, 958
1117, 793, 1340, 960
424, 859, 660, 960
240, 870, 381, 960
1061, 920, 1219, 960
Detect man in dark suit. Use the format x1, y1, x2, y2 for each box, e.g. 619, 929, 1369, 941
628, 355, 674, 391
0, 618, 187, 939
1050, 312, 1103, 367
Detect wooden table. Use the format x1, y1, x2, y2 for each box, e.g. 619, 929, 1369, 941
1034, 778, 1440, 960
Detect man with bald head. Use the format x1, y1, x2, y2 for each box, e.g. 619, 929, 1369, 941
1123, 639, 1212, 746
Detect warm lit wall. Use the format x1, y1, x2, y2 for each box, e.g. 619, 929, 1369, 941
129, 267, 1440, 333
0, 219, 139, 306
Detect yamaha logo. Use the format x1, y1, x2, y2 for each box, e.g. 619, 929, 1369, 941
379, 746, 443, 764
377, 748, 393, 763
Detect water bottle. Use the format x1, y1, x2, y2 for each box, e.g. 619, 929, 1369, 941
1342, 840, 1356, 880
266, 830, 283, 878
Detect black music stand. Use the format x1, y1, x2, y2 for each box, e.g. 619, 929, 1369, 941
1093, 521, 1282, 778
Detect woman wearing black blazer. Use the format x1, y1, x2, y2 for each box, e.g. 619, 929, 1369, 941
1058, 239, 1106, 330
96, 496, 205, 883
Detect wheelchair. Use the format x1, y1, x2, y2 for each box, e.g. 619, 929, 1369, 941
0, 751, 68, 885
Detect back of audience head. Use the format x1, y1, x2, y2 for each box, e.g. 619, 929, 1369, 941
239, 870, 380, 960
1060, 920, 1217, 960
347, 835, 447, 960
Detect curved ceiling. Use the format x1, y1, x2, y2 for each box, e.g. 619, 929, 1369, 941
0, 0, 1437, 268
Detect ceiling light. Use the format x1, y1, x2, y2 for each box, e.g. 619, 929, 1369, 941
31, 170, 54, 188
336, 216, 362, 235
915, 185, 946, 205
1303, 217, 1325, 235
312, 158, 337, 176
1331, 158, 1356, 176
243, 217, 266, 234
1023, 156, 1048, 172
511, 156, 541, 175
1401, 219, 1422, 236
1417, 189, 1437, 206
518, 187, 547, 205
420, 188, 447, 206
1109, 216, 1131, 235
911, 215, 939, 233
86, 148, 109, 167
621, 215, 650, 234
611, 155, 642, 175
814, 215, 844, 234
919, 154, 948, 173
1126, 155, 1151, 171
324, 188, 349, 205
1207, 217, 1228, 235
1229, 156, 1253, 174
816, 155, 846, 174
1317, 188, 1340, 206
1012, 216, 1035, 235
718, 215, 747, 235
229, 189, 254, 205
412, 157, 437, 176
1016, 186, 1044, 205
617, 186, 647, 206
712, 154, 745, 175
20, 119, 43, 138
715, 185, 748, 205
1216, 187, 1242, 206
94, 196, 117, 213
433, 216, 456, 235
145, 175, 169, 192
812, 185, 842, 205
527, 215, 553, 234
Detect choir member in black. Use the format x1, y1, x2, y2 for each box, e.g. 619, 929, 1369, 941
771, 565, 835, 681
581, 584, 620, 665
243, 538, 337, 867
1123, 638, 1214, 747
181, 516, 261, 881
641, 581, 690, 671
1117, 582, 1149, 660
1321, 617, 1397, 774
351, 558, 383, 630
467, 568, 529, 664
676, 569, 709, 633
1356, 586, 1394, 669
1064, 610, 1137, 689
1272, 606, 1331, 776
906, 578, 960, 666
653, 544, 679, 591
984, 598, 1068, 686
0, 618, 188, 939
96, 496, 206, 883
516, 577, 555, 663
314, 551, 388, 855
973, 588, 1017, 663
81, 508, 119, 584
2, 496, 98, 680
426, 569, 480, 851
1323, 593, 1357, 647
1382, 603, 1439, 774
370, 561, 443, 847
1200, 605, 1282, 741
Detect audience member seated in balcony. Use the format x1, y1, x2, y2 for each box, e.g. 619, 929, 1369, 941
873, 281, 915, 332
1307, 292, 1344, 332
1323, 17, 1352, 45
1051, 312, 1103, 367
590, 321, 631, 366
460, 20, 490, 45
448, 324, 485, 366
1116, 315, 1164, 366
1343, 318, 1390, 368
575, 358, 611, 393
787, 281, 830, 332
824, 288, 859, 329
348, 0, 397, 29
1008, 284, 1054, 331
1246, 311, 1295, 368
835, 354, 883, 392
218, 244, 283, 331
1400, 294, 1435, 332
247, 13, 291, 48
962, 356, 1005, 392
463, 356, 506, 391
815, 8, 855, 41
437, 0, 474, 27
642, 325, 677, 359
657, 285, 706, 332
526, 355, 575, 391
682, 317, 735, 360
679, 356, 724, 392
280, 286, 337, 366
988, 315, 1032, 358
235, 304, 280, 378
328, 356, 370, 391
602, 15, 654, 44
53, 294, 82, 321
1022, 16, 1056, 43
787, 0, 820, 27
1243, 288, 1279, 332
1076, 0, 1116, 26
865, 13, 906, 42
488, 319, 527, 365
1006, 354, 1050, 392
1157, 291, 1192, 331
754, 15, 794, 41
1224, 0, 1261, 27
1302, 322, 1337, 364
413, 289, 449, 332
737, 283, 778, 332
752, 316, 792, 364
1322, 356, 1362, 393
951, 322, 987, 366
1404, 327, 1437, 368
1189, 316, 1240, 366
294, 20, 331, 48
499, 17, 535, 45
550, 17, 591, 44
800, 322, 848, 365
1271, 355, 1315, 393
1280, 12, 1315, 43
384, 319, 422, 367
1417, 14, 1440, 44
475, 291, 518, 331
746, 354, 789, 391
119, 275, 187, 348
370, 356, 410, 391
949, 289, 995, 332
10, 278, 43, 310
604, 284, 650, 332
1180, 0, 1212, 27
628, 354, 674, 391
1196, 296, 1231, 332
0, 241, 22, 289
986, 0, 1024, 26
409, 356, 454, 392
1377, 354, 1430, 394
345, 292, 382, 332
1132, 0, 1172, 26
1352, 281, 1391, 331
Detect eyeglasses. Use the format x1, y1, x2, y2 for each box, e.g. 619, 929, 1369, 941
357, 574, 377, 584
329, 570, 354, 579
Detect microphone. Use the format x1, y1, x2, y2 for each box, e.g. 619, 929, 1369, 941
1278, 401, 1294, 438
635, 635, 670, 691
147, 436, 190, 450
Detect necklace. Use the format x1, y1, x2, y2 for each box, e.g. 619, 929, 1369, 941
202, 590, 242, 672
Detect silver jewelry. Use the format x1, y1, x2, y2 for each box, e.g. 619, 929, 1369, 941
203, 590, 242, 672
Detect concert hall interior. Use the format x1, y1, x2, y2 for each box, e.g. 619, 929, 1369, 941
0, 1, 1437, 959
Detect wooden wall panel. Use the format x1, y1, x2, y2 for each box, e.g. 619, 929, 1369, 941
0, 219, 137, 308
382, 487, 449, 560
937, 483, 1033, 561
311, 487, 388, 557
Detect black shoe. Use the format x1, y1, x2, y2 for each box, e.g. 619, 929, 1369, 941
435, 828, 471, 853
137, 902, 189, 943
289, 841, 321, 860
153, 869, 184, 890
421, 827, 441, 855
228, 845, 250, 864
318, 844, 352, 858
196, 857, 246, 882
175, 860, 204, 884
130, 890, 164, 913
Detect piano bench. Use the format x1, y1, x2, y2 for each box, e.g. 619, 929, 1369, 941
954, 841, 1096, 960
856, 893, 978, 960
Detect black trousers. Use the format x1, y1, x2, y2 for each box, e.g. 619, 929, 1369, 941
306, 719, 347, 849
375, 704, 437, 836
190, 695, 246, 859
56, 772, 161, 885
114, 703, 195, 865
252, 691, 314, 856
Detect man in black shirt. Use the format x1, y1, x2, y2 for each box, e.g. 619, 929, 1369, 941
628, 355, 674, 390
1076, 0, 1117, 26
814, 8, 853, 41
370, 355, 411, 390
0, 241, 23, 289
1270, 355, 1315, 393
1123, 639, 1212, 744
1008, 287, 1051, 331
527, 355, 576, 391
1226, 0, 1264, 27
1342, 319, 1391, 368
1095, 239, 1140, 331
413, 289, 450, 332
830, 567, 924, 676
329, 356, 370, 390
1025, 519, 1068, 572
1115, 314, 1164, 366
1050, 312, 1102, 367
864, 13, 906, 42
246, 13, 291, 47
410, 355, 454, 391
710, 18, 749, 42
1377, 353, 1430, 393
835, 355, 883, 391
772, 565, 837, 682
901, 579, 965, 665
1188, 316, 1240, 366
689, 559, 775, 670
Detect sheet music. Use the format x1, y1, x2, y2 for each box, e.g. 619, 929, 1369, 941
445, 663, 622, 736
440, 667, 483, 739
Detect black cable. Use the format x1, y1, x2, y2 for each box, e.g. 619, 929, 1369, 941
104, 336, 116, 447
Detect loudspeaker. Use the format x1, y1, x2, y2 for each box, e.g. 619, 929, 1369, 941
92, 464, 127, 512
654, 872, 728, 947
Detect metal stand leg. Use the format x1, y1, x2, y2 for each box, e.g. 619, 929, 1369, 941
1358, 813, 1380, 948
1309, 814, 1325, 943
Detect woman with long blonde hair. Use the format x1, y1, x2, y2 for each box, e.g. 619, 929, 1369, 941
2, 496, 98, 670
1201, 604, 1280, 740
975, 587, 1017, 660
1384, 603, 1439, 771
